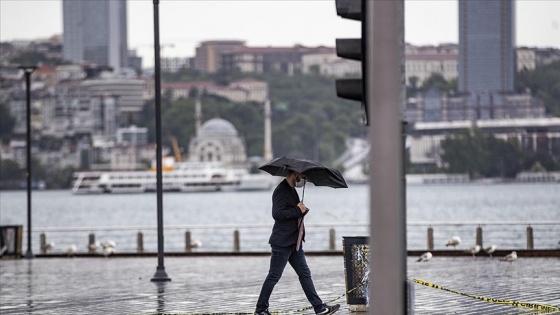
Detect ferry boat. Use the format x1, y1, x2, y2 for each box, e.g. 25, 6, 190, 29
71, 161, 275, 194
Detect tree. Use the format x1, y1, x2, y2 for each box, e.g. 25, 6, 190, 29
0, 102, 15, 141
9, 50, 68, 66
47, 166, 77, 189
0, 159, 24, 181
516, 60, 560, 117
419, 73, 457, 94
406, 76, 420, 97
485, 137, 524, 178
440, 129, 489, 178
440, 128, 557, 178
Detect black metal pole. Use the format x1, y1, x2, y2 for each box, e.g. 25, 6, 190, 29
151, 0, 170, 282
19, 66, 36, 259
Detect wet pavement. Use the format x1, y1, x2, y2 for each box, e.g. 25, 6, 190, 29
1, 254, 559, 314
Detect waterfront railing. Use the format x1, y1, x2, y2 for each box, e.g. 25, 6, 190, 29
21, 221, 560, 255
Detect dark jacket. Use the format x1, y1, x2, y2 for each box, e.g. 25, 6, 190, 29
268, 179, 307, 247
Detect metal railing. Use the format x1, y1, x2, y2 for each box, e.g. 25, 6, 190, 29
26, 221, 560, 255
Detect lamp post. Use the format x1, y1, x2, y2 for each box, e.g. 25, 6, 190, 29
150, 0, 171, 282
18, 65, 37, 259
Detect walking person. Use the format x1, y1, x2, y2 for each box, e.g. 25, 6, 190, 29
255, 170, 340, 315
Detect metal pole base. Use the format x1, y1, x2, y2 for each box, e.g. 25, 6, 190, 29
24, 250, 35, 259
151, 266, 171, 282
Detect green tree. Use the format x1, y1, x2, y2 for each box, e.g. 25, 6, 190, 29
37, 135, 64, 151
273, 114, 316, 158
0, 102, 15, 141
9, 51, 68, 66
485, 137, 524, 178
440, 129, 489, 178
516, 60, 560, 117
46, 166, 77, 189
406, 76, 420, 97
523, 151, 559, 172
440, 128, 558, 178
419, 73, 457, 94
0, 159, 24, 181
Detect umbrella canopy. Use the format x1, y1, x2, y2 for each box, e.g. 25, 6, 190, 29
259, 156, 348, 189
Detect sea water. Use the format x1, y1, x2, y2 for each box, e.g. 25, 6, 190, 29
1, 183, 558, 253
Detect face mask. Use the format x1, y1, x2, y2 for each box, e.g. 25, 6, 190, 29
295, 178, 306, 188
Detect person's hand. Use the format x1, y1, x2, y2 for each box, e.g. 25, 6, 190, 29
297, 202, 308, 213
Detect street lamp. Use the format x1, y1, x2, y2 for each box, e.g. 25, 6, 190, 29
150, 0, 171, 282
18, 65, 37, 259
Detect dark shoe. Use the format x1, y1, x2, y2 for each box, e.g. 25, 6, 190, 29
255, 310, 271, 315
316, 304, 340, 315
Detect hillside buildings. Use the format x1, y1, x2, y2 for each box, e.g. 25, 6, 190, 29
2, 2, 560, 179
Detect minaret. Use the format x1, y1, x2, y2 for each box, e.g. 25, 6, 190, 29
263, 95, 273, 161
195, 89, 202, 136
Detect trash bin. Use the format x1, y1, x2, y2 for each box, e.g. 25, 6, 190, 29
0, 225, 23, 259
342, 236, 370, 311
343, 236, 415, 314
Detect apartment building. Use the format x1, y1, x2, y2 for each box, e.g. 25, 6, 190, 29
160, 78, 268, 103
405, 44, 458, 85
220, 45, 334, 75
161, 57, 192, 73
193, 40, 246, 73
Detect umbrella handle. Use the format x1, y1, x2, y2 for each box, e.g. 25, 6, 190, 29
301, 179, 306, 202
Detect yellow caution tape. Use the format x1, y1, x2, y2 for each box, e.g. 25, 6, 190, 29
143, 278, 560, 315
411, 278, 560, 313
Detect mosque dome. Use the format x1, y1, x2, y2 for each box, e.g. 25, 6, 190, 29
199, 118, 238, 137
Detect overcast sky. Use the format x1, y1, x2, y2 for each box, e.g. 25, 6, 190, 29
1, 0, 559, 67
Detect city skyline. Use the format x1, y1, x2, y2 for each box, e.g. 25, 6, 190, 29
1, 0, 559, 68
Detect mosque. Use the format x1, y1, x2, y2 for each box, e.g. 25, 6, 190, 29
188, 118, 247, 164
186, 94, 273, 166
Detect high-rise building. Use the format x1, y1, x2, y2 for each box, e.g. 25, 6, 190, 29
458, 0, 516, 118
62, 0, 128, 71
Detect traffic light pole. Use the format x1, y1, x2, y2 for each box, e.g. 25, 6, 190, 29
367, 0, 406, 314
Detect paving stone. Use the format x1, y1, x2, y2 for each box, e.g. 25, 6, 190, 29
0, 255, 558, 314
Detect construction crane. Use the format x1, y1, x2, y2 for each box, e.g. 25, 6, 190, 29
170, 136, 183, 162
133, 43, 175, 54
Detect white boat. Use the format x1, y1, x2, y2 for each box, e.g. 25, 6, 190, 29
71, 161, 275, 194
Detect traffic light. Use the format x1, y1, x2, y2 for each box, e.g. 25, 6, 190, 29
335, 0, 368, 125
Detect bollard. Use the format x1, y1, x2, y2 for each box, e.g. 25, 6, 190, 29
329, 228, 336, 251
233, 229, 240, 253
476, 226, 483, 248
40, 233, 46, 255
137, 231, 144, 253
185, 231, 192, 253
527, 226, 534, 250
427, 227, 434, 251
88, 233, 96, 254
407, 279, 415, 315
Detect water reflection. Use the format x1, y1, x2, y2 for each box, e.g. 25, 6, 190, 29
154, 282, 167, 314
26, 260, 34, 312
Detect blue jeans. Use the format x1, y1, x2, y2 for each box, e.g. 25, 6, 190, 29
256, 245, 323, 312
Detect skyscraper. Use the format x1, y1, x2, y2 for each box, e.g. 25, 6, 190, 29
458, 0, 516, 118
62, 0, 128, 71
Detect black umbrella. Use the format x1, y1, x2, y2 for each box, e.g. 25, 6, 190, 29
259, 156, 324, 177
259, 156, 348, 190
302, 166, 348, 189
